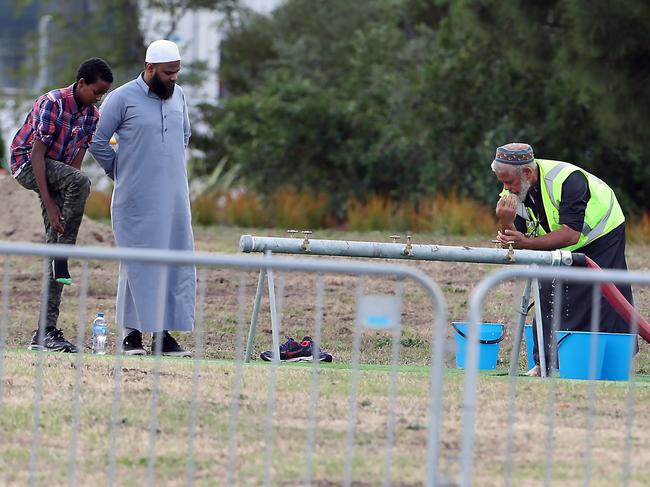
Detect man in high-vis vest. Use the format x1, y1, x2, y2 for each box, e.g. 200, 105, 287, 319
492, 143, 635, 376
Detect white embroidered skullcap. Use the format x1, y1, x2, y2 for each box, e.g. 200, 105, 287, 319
145, 40, 181, 63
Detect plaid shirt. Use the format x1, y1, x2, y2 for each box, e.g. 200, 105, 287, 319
10, 84, 100, 175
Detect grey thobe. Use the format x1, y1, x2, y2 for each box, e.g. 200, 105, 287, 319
89, 75, 195, 332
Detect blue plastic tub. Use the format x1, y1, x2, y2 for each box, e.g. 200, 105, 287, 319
524, 324, 535, 370
453, 322, 505, 370
523, 327, 635, 380
556, 331, 607, 380
599, 332, 636, 380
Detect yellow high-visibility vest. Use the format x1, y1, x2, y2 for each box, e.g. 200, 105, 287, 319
501, 159, 625, 251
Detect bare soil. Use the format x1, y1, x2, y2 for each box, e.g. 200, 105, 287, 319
1, 183, 650, 485
0, 174, 114, 245
0, 173, 648, 369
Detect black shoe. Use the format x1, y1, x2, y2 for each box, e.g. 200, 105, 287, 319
302, 336, 333, 362
122, 330, 147, 356
260, 336, 333, 363
151, 331, 191, 357
28, 328, 78, 353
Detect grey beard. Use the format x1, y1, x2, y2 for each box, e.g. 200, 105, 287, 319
515, 179, 531, 204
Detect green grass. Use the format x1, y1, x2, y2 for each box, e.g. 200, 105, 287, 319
2, 226, 650, 485
2, 350, 650, 486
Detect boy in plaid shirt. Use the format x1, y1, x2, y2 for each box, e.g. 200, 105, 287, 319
10, 58, 112, 352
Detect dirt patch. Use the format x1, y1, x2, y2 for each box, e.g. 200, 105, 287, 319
0, 174, 114, 245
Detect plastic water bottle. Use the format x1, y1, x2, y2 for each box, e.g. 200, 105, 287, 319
92, 312, 108, 355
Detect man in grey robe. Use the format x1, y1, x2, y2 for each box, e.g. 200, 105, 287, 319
90, 40, 194, 356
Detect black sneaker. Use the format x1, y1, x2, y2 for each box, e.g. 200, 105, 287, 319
122, 330, 146, 356
303, 336, 333, 363
28, 328, 78, 353
260, 336, 333, 362
151, 331, 192, 357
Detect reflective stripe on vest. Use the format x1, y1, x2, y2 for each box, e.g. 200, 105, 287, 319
540, 161, 593, 235
535, 159, 625, 251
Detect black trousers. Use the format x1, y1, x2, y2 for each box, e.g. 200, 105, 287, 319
532, 224, 637, 370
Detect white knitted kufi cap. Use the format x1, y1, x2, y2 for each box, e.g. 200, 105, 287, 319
145, 40, 181, 63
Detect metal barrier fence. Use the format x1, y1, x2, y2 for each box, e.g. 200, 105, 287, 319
0, 241, 453, 486
462, 265, 649, 487
2, 242, 648, 486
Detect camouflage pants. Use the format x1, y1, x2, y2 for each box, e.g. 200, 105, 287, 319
15, 159, 91, 329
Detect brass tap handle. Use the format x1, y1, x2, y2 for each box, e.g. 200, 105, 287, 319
403, 234, 413, 256
492, 238, 516, 261
301, 230, 312, 252
389, 235, 401, 244
506, 242, 515, 262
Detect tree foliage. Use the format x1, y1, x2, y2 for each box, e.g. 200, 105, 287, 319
201, 0, 650, 215
461, 0, 650, 148
457, 0, 650, 210
41, 0, 145, 87
144, 0, 237, 38
11, 0, 238, 89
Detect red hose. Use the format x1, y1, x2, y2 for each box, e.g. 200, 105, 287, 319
584, 256, 650, 343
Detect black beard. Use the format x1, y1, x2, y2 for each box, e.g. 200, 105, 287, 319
149, 73, 175, 100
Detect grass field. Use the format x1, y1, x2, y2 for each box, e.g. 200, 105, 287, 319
2, 352, 649, 486
1, 226, 650, 485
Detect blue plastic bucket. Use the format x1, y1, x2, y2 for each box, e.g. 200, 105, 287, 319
600, 332, 636, 381
524, 329, 635, 380
524, 324, 535, 370
453, 322, 505, 370
556, 331, 606, 380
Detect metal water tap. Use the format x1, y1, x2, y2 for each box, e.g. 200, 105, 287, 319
492, 239, 516, 262
287, 229, 299, 237
301, 230, 312, 252
389, 235, 401, 244
403, 234, 413, 256
506, 242, 515, 262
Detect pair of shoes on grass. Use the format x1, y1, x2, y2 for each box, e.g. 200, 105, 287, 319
28, 328, 78, 353
260, 336, 333, 363
122, 330, 191, 357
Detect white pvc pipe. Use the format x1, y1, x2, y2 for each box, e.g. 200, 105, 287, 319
240, 235, 574, 267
